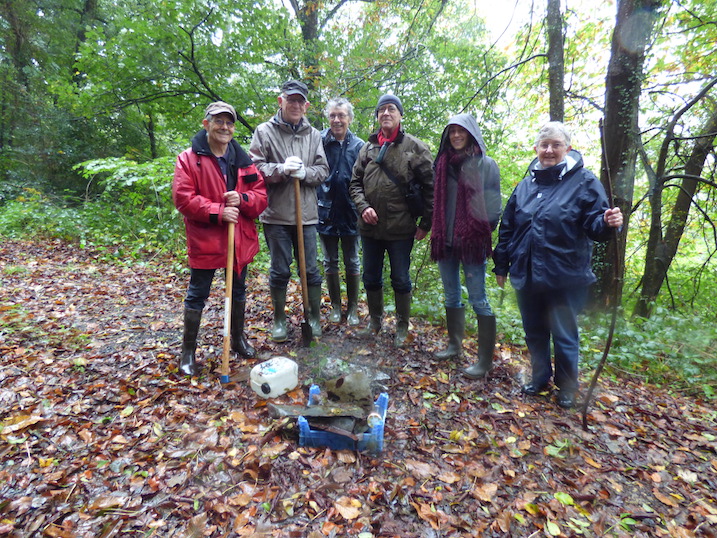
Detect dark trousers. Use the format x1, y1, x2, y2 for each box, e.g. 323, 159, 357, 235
184, 266, 247, 311
360, 236, 414, 294
515, 285, 588, 393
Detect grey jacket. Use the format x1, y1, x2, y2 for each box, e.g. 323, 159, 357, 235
249, 111, 329, 225
349, 129, 434, 240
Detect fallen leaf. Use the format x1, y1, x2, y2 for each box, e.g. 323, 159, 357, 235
335, 497, 362, 520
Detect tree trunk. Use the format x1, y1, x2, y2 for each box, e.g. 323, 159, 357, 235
633, 106, 717, 317
592, 0, 663, 309
546, 0, 564, 122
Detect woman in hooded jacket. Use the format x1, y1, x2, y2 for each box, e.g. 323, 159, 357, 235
431, 114, 502, 378
492, 121, 622, 408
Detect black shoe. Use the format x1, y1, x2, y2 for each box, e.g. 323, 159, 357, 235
521, 383, 549, 396
557, 392, 575, 409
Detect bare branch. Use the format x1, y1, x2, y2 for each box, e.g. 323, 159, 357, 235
461, 54, 548, 112
177, 11, 255, 133
655, 76, 717, 177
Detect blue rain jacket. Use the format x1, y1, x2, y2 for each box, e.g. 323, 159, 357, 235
493, 149, 613, 291
317, 129, 365, 236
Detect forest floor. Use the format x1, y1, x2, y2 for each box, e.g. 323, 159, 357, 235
0, 238, 716, 537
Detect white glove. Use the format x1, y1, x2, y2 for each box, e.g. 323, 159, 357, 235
291, 163, 306, 180
283, 156, 306, 180
283, 156, 302, 174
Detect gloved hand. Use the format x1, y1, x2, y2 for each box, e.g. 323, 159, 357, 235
291, 163, 306, 180
283, 156, 302, 174
283, 156, 306, 180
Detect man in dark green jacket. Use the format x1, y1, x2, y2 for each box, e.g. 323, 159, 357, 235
349, 94, 434, 347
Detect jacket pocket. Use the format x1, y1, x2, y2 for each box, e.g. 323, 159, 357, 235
318, 198, 332, 225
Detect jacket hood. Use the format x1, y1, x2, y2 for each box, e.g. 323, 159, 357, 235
528, 148, 584, 183
437, 114, 488, 157
190, 129, 253, 168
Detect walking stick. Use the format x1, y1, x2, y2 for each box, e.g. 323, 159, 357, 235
221, 222, 235, 384
581, 119, 621, 429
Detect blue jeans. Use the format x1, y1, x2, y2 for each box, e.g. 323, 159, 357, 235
515, 285, 588, 393
319, 234, 360, 275
361, 236, 414, 294
184, 266, 247, 311
263, 223, 322, 288
438, 256, 493, 316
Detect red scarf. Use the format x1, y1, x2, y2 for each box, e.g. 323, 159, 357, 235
377, 124, 401, 145
431, 145, 492, 264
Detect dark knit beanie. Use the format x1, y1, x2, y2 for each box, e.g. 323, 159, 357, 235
375, 94, 403, 116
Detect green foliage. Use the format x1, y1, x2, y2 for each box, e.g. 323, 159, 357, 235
72, 157, 185, 258
0, 157, 185, 261
0, 189, 84, 242
582, 307, 717, 400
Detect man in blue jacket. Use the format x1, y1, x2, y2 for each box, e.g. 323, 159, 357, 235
319, 98, 365, 326
493, 121, 622, 408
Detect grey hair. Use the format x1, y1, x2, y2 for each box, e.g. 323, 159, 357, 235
535, 121, 571, 146
324, 98, 354, 121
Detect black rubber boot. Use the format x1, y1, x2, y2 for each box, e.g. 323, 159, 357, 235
394, 292, 412, 348
346, 274, 361, 326
308, 285, 323, 337
326, 273, 342, 323
463, 314, 497, 379
270, 287, 288, 342
231, 300, 256, 359
358, 288, 383, 337
435, 307, 465, 359
180, 308, 202, 376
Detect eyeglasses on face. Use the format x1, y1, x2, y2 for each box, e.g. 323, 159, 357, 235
537, 141, 566, 150
329, 112, 348, 120
212, 118, 235, 128
284, 96, 306, 106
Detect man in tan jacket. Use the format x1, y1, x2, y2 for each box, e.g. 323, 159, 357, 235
249, 80, 329, 342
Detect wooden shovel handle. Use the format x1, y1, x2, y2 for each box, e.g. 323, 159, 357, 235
221, 222, 235, 381
294, 177, 310, 312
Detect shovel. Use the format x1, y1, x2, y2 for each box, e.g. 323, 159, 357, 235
220, 222, 235, 383
294, 176, 313, 346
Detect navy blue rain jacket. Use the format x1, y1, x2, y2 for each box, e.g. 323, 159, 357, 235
317, 129, 365, 236
492, 149, 613, 291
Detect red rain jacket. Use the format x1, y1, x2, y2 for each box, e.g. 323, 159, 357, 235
173, 130, 268, 270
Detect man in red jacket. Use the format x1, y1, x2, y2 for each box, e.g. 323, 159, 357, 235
173, 101, 268, 376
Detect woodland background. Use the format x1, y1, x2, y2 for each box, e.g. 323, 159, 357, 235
1, 0, 717, 536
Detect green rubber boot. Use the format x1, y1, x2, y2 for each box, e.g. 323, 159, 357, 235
326, 273, 342, 323
270, 286, 288, 342
346, 274, 361, 326
463, 315, 496, 379
435, 307, 465, 360
394, 292, 412, 348
358, 288, 383, 337
308, 285, 323, 338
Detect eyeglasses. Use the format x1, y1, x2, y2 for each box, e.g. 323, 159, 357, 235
212, 119, 235, 128
377, 105, 398, 115
284, 96, 306, 105
329, 113, 348, 120
537, 141, 565, 150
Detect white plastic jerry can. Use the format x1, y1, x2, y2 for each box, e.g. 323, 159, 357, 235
249, 357, 299, 398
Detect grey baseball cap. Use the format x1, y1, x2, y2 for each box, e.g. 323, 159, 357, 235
204, 101, 237, 121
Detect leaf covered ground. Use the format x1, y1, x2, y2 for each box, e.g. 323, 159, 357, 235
1, 239, 716, 538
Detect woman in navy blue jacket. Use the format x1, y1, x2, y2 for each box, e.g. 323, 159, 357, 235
493, 122, 622, 408
318, 98, 365, 325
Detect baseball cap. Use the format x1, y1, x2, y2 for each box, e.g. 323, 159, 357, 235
281, 80, 309, 100
204, 101, 237, 122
